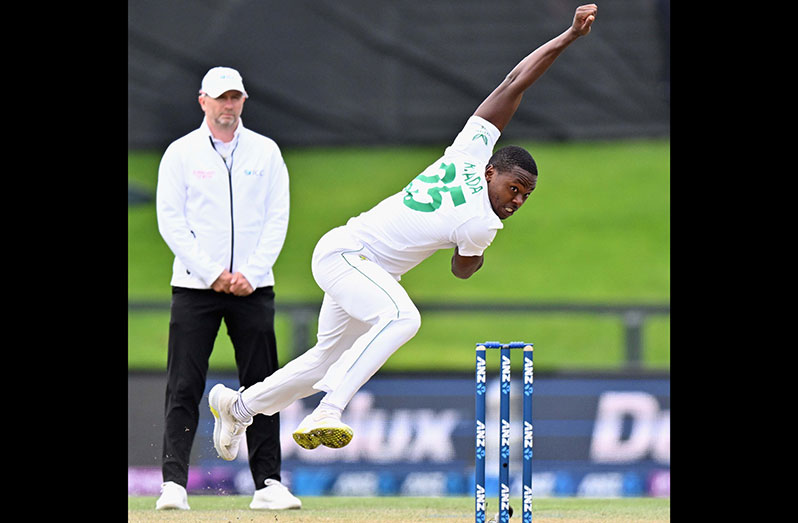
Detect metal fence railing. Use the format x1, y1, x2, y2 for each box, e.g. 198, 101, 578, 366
129, 301, 670, 369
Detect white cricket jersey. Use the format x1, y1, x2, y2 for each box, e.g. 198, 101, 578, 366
345, 115, 503, 277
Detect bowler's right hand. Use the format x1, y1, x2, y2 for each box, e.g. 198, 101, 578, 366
571, 4, 598, 37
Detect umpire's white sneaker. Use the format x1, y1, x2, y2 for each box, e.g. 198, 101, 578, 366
250, 479, 302, 510
209, 384, 252, 461
292, 408, 353, 449
155, 481, 189, 510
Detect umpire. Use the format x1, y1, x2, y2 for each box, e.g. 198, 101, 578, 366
154, 66, 300, 510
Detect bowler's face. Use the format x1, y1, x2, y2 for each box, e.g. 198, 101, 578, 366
485, 164, 536, 220
199, 90, 246, 131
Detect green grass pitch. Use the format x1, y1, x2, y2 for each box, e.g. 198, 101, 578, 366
128, 495, 670, 521
128, 138, 669, 373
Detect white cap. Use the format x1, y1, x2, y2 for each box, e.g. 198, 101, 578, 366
199, 66, 248, 98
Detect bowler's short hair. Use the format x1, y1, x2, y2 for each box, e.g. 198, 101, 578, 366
489, 145, 538, 177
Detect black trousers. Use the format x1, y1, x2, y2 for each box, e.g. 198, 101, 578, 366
161, 286, 281, 489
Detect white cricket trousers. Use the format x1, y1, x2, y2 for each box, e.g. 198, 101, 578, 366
241, 226, 421, 414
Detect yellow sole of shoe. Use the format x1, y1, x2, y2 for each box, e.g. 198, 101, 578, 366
292, 431, 322, 449
315, 427, 353, 448
292, 427, 353, 449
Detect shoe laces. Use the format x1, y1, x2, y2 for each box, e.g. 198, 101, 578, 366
229, 387, 253, 436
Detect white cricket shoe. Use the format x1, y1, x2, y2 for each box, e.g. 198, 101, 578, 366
249, 479, 302, 510
155, 481, 189, 510
208, 384, 252, 461
292, 408, 353, 449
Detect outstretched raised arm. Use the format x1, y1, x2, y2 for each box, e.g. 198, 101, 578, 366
474, 4, 597, 132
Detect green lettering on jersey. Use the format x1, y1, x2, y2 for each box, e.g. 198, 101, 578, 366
403, 162, 467, 213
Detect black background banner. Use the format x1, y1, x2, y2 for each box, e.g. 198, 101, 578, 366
129, 0, 670, 149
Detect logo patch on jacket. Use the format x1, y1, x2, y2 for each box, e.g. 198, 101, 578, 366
193, 169, 214, 179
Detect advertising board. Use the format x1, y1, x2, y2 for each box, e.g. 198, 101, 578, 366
128, 371, 669, 497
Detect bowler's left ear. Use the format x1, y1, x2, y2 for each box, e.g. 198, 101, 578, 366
485, 164, 495, 183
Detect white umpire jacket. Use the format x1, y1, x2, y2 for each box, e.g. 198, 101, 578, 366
156, 118, 290, 290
